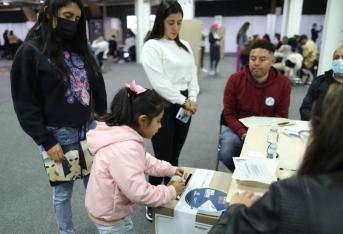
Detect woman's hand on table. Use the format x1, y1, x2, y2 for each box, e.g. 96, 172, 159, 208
230, 191, 260, 207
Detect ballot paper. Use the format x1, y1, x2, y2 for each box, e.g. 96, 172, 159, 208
239, 116, 292, 128
232, 155, 277, 184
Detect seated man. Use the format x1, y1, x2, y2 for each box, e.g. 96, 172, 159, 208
299, 46, 343, 120
219, 41, 291, 171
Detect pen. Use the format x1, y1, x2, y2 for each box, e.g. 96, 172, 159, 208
279, 167, 297, 172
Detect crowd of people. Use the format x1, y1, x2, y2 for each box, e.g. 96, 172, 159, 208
7, 0, 343, 233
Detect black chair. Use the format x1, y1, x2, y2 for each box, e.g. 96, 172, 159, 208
215, 110, 228, 170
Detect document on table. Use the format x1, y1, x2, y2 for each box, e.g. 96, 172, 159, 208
232, 155, 277, 184
239, 116, 292, 128
283, 126, 310, 137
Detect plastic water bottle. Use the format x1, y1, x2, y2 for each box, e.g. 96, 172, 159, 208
267, 120, 278, 159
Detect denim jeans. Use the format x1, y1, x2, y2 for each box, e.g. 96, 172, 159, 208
218, 126, 244, 171
53, 176, 89, 234
45, 126, 88, 234
95, 216, 135, 234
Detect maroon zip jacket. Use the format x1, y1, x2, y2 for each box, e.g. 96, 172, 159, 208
223, 66, 291, 138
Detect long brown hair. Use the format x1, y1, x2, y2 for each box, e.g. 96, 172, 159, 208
147, 0, 189, 53
298, 84, 343, 175
236, 21, 250, 44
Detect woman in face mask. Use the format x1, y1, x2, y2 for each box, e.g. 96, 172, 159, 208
10, 0, 107, 233
299, 46, 343, 121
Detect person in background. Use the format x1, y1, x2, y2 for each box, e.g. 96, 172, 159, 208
311, 23, 323, 43
300, 34, 318, 79
2, 29, 9, 58
209, 23, 221, 76
200, 30, 207, 73
108, 34, 117, 59
7, 30, 19, 58
300, 46, 343, 120
273, 37, 303, 78
10, 0, 107, 233
91, 36, 109, 70
239, 34, 259, 68
236, 21, 250, 71
219, 41, 291, 171
141, 0, 199, 221
262, 33, 271, 43
210, 84, 343, 234
274, 33, 282, 50
85, 81, 185, 234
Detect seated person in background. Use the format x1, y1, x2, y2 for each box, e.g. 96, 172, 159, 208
219, 41, 291, 171
91, 36, 109, 69
299, 46, 343, 120
273, 37, 303, 78
210, 84, 343, 234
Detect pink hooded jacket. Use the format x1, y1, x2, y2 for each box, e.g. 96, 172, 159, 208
85, 122, 177, 221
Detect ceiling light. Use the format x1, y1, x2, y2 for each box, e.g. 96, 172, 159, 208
3, 2, 10, 5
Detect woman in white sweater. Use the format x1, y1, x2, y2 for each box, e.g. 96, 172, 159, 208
141, 0, 199, 221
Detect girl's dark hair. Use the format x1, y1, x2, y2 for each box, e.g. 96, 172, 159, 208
102, 88, 166, 127
148, 0, 189, 53
26, 0, 100, 83
298, 84, 343, 175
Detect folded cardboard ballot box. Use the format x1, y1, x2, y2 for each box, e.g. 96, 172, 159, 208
153, 168, 232, 234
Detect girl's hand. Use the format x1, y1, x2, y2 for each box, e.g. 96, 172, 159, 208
47, 143, 65, 162
230, 191, 260, 207
170, 179, 185, 195
175, 167, 185, 177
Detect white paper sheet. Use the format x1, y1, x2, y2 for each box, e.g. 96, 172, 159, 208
232, 155, 277, 184
239, 116, 292, 128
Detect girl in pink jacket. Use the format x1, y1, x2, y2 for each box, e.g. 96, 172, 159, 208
85, 81, 185, 233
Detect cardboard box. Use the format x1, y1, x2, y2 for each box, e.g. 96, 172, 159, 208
153, 168, 232, 234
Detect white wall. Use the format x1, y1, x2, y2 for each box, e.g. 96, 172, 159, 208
0, 22, 34, 45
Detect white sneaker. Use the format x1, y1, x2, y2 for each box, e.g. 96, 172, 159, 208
209, 70, 215, 76
201, 68, 208, 73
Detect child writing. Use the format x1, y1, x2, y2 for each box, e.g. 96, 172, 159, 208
85, 80, 186, 233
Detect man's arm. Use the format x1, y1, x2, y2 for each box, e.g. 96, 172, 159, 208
223, 76, 247, 138
299, 78, 320, 120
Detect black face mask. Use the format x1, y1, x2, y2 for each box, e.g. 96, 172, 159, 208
55, 17, 78, 40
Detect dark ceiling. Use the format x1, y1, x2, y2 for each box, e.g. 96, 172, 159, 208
0, 0, 328, 23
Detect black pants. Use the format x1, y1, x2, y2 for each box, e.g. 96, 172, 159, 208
149, 96, 191, 186
210, 46, 220, 70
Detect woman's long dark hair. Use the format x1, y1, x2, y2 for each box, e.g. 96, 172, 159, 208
26, 0, 100, 82
236, 21, 250, 45
102, 88, 166, 128
148, 0, 189, 53
298, 84, 343, 175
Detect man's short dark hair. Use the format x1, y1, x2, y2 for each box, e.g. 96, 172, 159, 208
250, 40, 275, 53
300, 34, 308, 41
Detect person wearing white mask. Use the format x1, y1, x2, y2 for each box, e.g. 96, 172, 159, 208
300, 46, 343, 120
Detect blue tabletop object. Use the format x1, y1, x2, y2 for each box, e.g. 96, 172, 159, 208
185, 188, 227, 212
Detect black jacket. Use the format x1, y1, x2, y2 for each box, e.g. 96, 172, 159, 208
209, 173, 343, 234
299, 70, 339, 121
11, 40, 107, 150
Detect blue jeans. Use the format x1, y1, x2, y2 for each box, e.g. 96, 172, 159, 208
53, 176, 89, 234
46, 126, 88, 234
218, 126, 244, 171
95, 216, 135, 234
